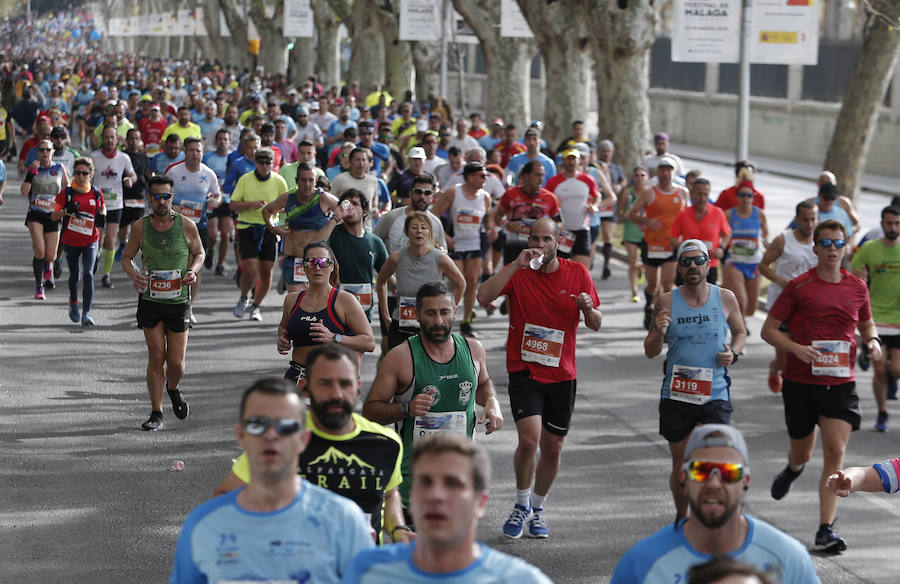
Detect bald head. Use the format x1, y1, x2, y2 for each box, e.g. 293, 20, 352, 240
531, 217, 560, 238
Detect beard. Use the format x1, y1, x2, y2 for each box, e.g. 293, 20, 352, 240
688, 492, 741, 529
309, 396, 353, 430
421, 323, 452, 343
885, 231, 899, 241
412, 198, 429, 211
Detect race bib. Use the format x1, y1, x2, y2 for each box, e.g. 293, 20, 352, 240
521, 323, 564, 367
399, 296, 419, 329
731, 237, 758, 259
124, 198, 145, 209
811, 340, 851, 377
149, 269, 182, 300
341, 283, 372, 309
103, 189, 118, 202
647, 243, 672, 259
669, 364, 713, 405
291, 258, 309, 284
177, 199, 203, 223
413, 410, 468, 442
558, 230, 575, 254
34, 194, 56, 212
67, 214, 94, 236
456, 208, 482, 230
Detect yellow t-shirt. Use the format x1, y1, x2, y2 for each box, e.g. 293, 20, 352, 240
231, 171, 288, 225
160, 122, 202, 143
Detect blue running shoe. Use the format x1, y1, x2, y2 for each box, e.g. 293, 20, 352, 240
502, 503, 531, 539
69, 301, 80, 323
528, 507, 549, 538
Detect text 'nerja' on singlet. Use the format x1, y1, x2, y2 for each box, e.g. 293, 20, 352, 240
285, 287, 349, 347
662, 286, 731, 404
396, 333, 478, 505
728, 206, 763, 264
140, 213, 190, 304
644, 185, 685, 258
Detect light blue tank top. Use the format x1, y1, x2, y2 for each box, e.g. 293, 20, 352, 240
728, 206, 763, 264
817, 198, 853, 235
662, 286, 731, 402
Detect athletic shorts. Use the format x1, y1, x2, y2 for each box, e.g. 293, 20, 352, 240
121, 206, 144, 227
450, 249, 482, 261
557, 228, 590, 258
136, 296, 191, 333
508, 370, 577, 436
727, 260, 759, 280
284, 360, 307, 384
781, 378, 860, 438
25, 210, 60, 232
641, 241, 676, 267
884, 334, 900, 350
589, 224, 600, 244
237, 227, 277, 261
491, 229, 506, 253
197, 226, 209, 252
387, 319, 419, 351
281, 256, 310, 285
211, 201, 236, 219
106, 208, 122, 224
659, 398, 733, 443
600, 215, 616, 223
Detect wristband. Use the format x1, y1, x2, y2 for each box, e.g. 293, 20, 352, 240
869, 337, 883, 347
731, 351, 740, 364
390, 525, 412, 538
399, 401, 409, 417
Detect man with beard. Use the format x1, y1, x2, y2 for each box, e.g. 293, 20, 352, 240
477, 217, 600, 540
644, 240, 746, 522
363, 281, 503, 508
851, 206, 900, 432
121, 175, 205, 431
375, 173, 447, 254
611, 425, 819, 584
212, 344, 409, 545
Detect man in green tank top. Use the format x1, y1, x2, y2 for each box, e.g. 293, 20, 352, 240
364, 281, 504, 507
122, 175, 205, 431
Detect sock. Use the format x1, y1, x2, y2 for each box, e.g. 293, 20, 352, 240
515, 488, 531, 508
602, 242, 612, 265
104, 250, 115, 275
531, 493, 547, 510
645, 291, 654, 308
33, 257, 43, 286
45, 259, 53, 279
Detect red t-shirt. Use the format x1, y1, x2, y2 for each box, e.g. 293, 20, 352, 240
499, 186, 560, 221
500, 258, 600, 383
714, 186, 765, 212
499, 142, 527, 168
138, 117, 169, 147
19, 136, 40, 162
769, 268, 871, 385
54, 187, 105, 247
669, 205, 731, 267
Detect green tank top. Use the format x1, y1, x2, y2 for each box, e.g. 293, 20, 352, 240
398, 333, 478, 505
140, 213, 190, 304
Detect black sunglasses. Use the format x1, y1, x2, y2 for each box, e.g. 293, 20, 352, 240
679, 255, 708, 267
242, 416, 302, 436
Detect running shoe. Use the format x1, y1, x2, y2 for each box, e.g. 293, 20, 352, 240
631, 295, 640, 303
858, 348, 870, 371
768, 370, 783, 394
69, 301, 80, 323
114, 242, 126, 262
875, 410, 889, 432
43, 263, 54, 288
249, 305, 263, 321
215, 264, 226, 276
233, 297, 248, 318
35, 285, 45, 300
204, 251, 214, 270
502, 503, 531, 539
82, 312, 95, 327
141, 411, 165, 431
101, 274, 114, 288
53, 258, 63, 277
814, 522, 847, 553
528, 508, 549, 538
771, 464, 803, 500
168, 389, 190, 420
460, 321, 477, 338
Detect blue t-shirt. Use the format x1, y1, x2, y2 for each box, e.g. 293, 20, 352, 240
341, 541, 552, 584
611, 516, 820, 584
506, 152, 556, 186
170, 483, 373, 584
478, 135, 501, 152
223, 156, 256, 198
365, 141, 391, 176
196, 116, 223, 141
202, 151, 229, 186
0, 159, 7, 182
149, 151, 185, 176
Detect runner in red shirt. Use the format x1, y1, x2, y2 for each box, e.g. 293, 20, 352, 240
761, 218, 883, 553
669, 178, 731, 283
137, 103, 170, 156
493, 160, 560, 267
714, 162, 765, 212
498, 124, 527, 168
478, 217, 601, 540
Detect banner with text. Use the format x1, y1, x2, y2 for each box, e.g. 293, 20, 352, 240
284, 0, 314, 38
500, 0, 533, 38
399, 0, 442, 41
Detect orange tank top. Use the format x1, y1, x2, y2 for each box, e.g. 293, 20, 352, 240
643, 186, 685, 256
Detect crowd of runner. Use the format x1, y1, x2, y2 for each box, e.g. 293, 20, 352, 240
5, 9, 900, 583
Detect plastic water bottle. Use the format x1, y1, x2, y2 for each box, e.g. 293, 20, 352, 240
529, 252, 544, 270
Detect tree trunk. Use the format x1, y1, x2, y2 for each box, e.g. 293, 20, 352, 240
452, 0, 536, 128
249, 0, 287, 75
823, 14, 900, 201
516, 0, 590, 151
378, 2, 413, 99
216, 0, 250, 69
582, 0, 660, 171
412, 41, 443, 102
313, 0, 342, 88
347, 0, 386, 91
290, 37, 316, 85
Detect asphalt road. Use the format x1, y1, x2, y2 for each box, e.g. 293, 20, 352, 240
1, 156, 898, 583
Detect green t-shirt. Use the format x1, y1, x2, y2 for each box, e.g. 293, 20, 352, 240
328, 226, 388, 319
231, 171, 289, 225
279, 162, 325, 193
851, 238, 900, 328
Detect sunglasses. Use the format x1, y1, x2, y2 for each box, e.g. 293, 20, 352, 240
303, 257, 334, 269
38, 148, 52, 152
73, 170, 91, 176
242, 415, 302, 436
412, 188, 434, 196
737, 192, 754, 198
255, 159, 273, 165
152, 192, 173, 200
817, 238, 846, 249
682, 460, 746, 484
678, 255, 708, 267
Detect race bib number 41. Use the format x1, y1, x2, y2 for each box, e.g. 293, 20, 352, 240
399, 296, 419, 329
521, 323, 564, 367
669, 364, 713, 405
811, 340, 851, 377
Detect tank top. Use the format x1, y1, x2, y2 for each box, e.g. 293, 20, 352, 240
285, 287, 348, 348
817, 198, 854, 236
397, 333, 478, 504
644, 185, 685, 255
623, 187, 645, 243
27, 163, 65, 214
284, 191, 329, 231
766, 229, 817, 309
662, 286, 731, 403
140, 213, 190, 304
393, 248, 443, 322
728, 206, 763, 264
449, 184, 487, 252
